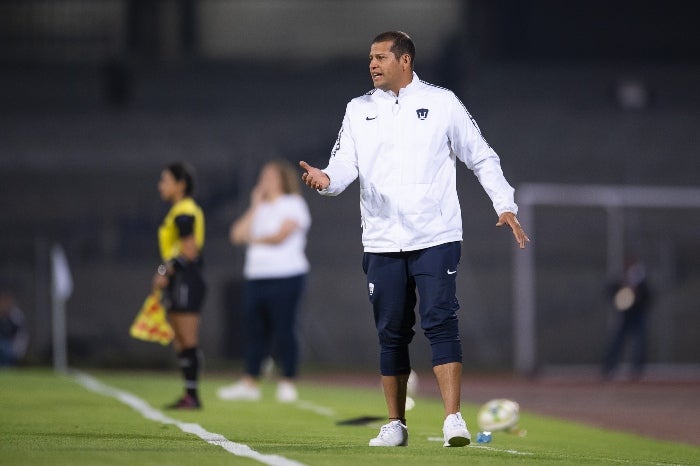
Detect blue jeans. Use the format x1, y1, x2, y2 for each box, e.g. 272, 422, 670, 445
363, 242, 463, 376
243, 274, 306, 378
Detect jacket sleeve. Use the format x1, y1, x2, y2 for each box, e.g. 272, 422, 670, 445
319, 104, 359, 196
448, 94, 518, 216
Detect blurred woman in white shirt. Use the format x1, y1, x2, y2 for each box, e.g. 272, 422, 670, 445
218, 159, 311, 403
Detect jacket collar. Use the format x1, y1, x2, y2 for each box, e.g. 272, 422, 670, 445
376, 72, 421, 100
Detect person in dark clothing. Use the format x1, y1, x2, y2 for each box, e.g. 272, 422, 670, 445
602, 257, 651, 380
0, 284, 28, 367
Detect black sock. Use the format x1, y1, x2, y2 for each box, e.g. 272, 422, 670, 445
178, 347, 200, 399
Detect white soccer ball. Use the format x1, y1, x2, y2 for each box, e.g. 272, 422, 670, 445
405, 370, 419, 410
405, 396, 415, 411
406, 370, 419, 396
477, 399, 520, 432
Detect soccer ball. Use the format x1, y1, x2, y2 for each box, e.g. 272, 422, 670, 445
405, 396, 415, 410
405, 370, 419, 411
477, 399, 520, 432
406, 370, 419, 396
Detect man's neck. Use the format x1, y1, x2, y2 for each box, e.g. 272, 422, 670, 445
390, 72, 414, 96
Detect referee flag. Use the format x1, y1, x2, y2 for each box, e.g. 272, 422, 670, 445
129, 290, 174, 345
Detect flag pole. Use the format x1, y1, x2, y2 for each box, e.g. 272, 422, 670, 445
51, 244, 73, 373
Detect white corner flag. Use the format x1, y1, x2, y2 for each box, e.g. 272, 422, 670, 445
51, 244, 73, 372
51, 244, 73, 301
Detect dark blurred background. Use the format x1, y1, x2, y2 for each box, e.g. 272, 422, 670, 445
1, 0, 698, 375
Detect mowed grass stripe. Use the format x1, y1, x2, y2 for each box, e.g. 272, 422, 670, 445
1, 369, 698, 465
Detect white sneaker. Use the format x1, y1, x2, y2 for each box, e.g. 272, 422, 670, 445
276, 381, 298, 403
443, 412, 471, 447
216, 381, 261, 401
369, 420, 408, 447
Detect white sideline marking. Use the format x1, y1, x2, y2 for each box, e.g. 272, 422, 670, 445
429, 437, 687, 465
71, 371, 306, 466
470, 445, 534, 455
427, 437, 533, 455
294, 400, 336, 417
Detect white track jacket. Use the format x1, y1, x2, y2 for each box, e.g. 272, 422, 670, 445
320, 73, 517, 253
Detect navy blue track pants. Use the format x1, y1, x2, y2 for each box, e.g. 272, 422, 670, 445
362, 241, 463, 376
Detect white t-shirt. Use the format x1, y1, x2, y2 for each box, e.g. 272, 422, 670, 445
244, 194, 311, 279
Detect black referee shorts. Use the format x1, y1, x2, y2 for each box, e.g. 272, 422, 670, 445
165, 259, 206, 313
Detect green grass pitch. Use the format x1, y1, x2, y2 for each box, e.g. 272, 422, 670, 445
1, 369, 697, 465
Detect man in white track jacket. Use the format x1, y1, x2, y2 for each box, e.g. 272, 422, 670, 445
300, 31, 529, 448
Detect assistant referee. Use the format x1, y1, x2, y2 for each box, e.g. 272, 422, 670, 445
152, 162, 207, 409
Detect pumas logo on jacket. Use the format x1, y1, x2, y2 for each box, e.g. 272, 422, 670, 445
416, 108, 429, 120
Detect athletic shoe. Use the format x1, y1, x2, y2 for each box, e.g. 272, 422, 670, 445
165, 394, 201, 410
217, 381, 261, 401
368, 420, 408, 447
442, 412, 471, 447
276, 381, 298, 403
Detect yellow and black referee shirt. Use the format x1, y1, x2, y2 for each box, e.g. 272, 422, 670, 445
158, 197, 205, 262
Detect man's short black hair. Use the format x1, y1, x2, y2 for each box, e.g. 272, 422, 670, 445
372, 31, 415, 67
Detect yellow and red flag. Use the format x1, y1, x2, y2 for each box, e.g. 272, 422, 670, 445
129, 290, 174, 345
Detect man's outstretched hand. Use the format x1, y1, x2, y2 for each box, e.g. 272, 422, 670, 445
299, 161, 330, 190
497, 212, 530, 249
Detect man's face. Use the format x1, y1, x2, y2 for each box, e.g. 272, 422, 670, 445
369, 40, 406, 93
